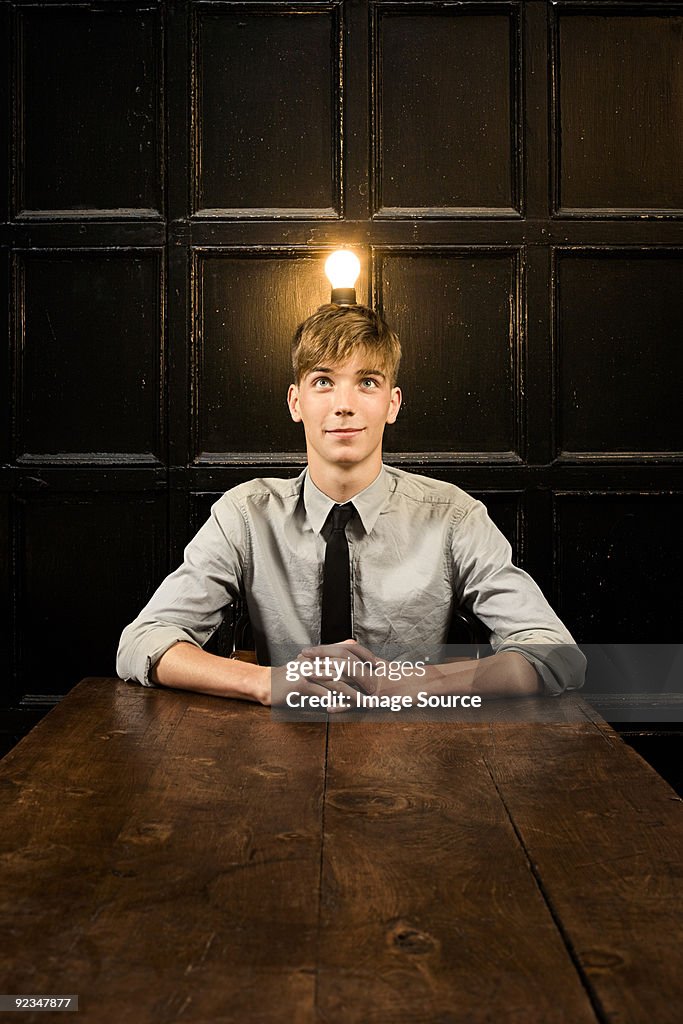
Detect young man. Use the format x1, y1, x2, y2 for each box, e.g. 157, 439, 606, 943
117, 304, 586, 704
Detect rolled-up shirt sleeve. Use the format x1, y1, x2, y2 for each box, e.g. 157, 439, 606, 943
450, 501, 586, 695
116, 496, 248, 686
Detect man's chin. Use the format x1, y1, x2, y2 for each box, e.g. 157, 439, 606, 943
323, 439, 366, 460
330, 452, 363, 466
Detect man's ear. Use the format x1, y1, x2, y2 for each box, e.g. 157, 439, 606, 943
386, 385, 402, 425
287, 383, 302, 423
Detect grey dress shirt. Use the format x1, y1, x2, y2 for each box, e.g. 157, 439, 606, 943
116, 465, 586, 695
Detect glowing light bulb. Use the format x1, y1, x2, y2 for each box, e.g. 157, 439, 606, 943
325, 251, 361, 289
325, 250, 360, 305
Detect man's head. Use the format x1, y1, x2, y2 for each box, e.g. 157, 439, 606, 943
287, 304, 402, 492
291, 303, 401, 387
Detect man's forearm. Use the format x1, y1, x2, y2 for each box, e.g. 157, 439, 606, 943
151, 642, 270, 704
428, 651, 542, 696
297, 642, 545, 699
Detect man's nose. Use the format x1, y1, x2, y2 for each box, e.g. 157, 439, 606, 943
333, 384, 356, 414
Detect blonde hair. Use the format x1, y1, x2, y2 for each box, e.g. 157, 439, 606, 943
291, 304, 401, 385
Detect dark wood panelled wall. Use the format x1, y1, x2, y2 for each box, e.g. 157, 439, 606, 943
2, 1, 682, 720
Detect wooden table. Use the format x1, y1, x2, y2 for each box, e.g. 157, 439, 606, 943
2, 678, 683, 1023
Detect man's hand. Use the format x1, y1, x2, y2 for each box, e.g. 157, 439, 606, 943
278, 640, 426, 711
300, 640, 385, 691
270, 641, 370, 712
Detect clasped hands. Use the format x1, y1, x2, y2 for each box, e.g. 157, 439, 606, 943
269, 639, 440, 712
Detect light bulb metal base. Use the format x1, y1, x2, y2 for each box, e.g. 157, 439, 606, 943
330, 287, 357, 306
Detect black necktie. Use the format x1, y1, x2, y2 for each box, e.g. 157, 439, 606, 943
321, 504, 355, 643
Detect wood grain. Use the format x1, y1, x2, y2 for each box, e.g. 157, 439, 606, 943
2, 681, 681, 1023
1, 678, 327, 1023
481, 720, 683, 1024
316, 721, 598, 1023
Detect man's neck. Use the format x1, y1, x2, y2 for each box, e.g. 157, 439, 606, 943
307, 458, 382, 504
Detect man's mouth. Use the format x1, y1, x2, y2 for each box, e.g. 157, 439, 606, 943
326, 427, 364, 436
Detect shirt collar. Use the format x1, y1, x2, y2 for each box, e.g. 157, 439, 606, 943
303, 466, 392, 535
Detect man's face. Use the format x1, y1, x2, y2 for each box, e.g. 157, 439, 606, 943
287, 350, 402, 475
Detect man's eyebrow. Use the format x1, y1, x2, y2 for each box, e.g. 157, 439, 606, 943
305, 366, 387, 378
357, 368, 386, 379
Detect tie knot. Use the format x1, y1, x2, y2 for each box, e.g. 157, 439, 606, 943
331, 503, 354, 531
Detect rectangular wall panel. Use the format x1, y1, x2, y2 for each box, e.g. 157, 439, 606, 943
13, 4, 163, 219
192, 249, 369, 461
373, 3, 520, 217
0, 3, 9, 225
0, 248, 9, 467
376, 248, 522, 457
13, 493, 166, 696
193, 2, 342, 217
554, 249, 683, 459
553, 6, 683, 215
554, 492, 683, 643
0, 494, 10, 702
12, 249, 164, 465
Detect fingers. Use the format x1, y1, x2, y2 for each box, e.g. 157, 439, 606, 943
296, 678, 356, 713
269, 672, 358, 714
297, 641, 384, 695
299, 655, 377, 694
269, 660, 360, 708
300, 640, 381, 664
298, 673, 360, 703
271, 644, 389, 706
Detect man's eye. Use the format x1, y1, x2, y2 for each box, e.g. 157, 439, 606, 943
313, 377, 332, 387
361, 378, 379, 388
